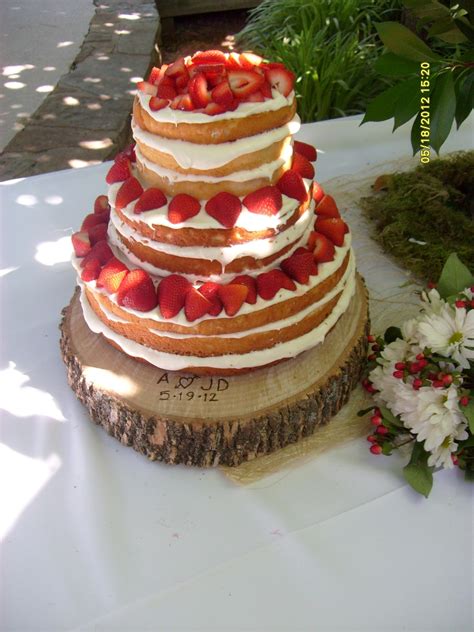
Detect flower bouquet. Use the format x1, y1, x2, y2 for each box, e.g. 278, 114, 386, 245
361, 254, 474, 497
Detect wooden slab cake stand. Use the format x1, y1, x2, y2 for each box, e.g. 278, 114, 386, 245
60, 275, 369, 467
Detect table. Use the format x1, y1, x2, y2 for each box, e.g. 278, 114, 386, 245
1, 115, 473, 631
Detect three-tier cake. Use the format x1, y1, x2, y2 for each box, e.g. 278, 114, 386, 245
70, 50, 356, 375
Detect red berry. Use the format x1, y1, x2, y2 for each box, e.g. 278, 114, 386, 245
277, 169, 308, 202
367, 435, 377, 443
376, 425, 389, 436
393, 370, 404, 379
413, 378, 423, 390
395, 362, 406, 371
243, 186, 282, 216
409, 362, 420, 374
370, 415, 382, 426
134, 187, 167, 214
433, 380, 444, 388
460, 396, 469, 407
427, 281, 436, 289
205, 192, 242, 228
367, 335, 376, 343
455, 299, 466, 308
168, 193, 200, 224
370, 444, 383, 455
418, 358, 428, 369
293, 140, 317, 162
442, 374, 453, 386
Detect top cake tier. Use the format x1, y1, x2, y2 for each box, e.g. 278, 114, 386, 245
131, 51, 298, 197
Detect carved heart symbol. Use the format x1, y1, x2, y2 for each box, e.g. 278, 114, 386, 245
176, 376, 195, 390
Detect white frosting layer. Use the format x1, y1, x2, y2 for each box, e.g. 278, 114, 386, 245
135, 144, 292, 184
79, 262, 356, 370
109, 179, 308, 233
132, 115, 300, 170
138, 89, 295, 125
109, 202, 314, 268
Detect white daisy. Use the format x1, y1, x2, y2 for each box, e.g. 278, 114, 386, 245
427, 425, 469, 469
417, 303, 474, 369
420, 288, 445, 316
392, 384, 467, 451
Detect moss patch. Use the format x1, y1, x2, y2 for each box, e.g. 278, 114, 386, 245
360, 151, 474, 281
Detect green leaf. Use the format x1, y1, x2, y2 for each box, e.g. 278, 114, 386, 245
455, 73, 474, 128
463, 399, 474, 433
458, 434, 474, 449
437, 253, 474, 298
403, 442, 433, 497
393, 77, 422, 130
374, 53, 420, 76
382, 442, 393, 455
454, 17, 474, 42
430, 72, 456, 153
411, 111, 422, 155
384, 326, 403, 344
379, 406, 405, 429
376, 22, 441, 62
362, 82, 412, 123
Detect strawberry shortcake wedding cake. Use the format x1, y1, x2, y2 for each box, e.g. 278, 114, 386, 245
61, 50, 369, 466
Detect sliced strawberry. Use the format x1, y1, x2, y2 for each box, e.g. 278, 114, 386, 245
292, 152, 315, 179
148, 66, 161, 85
88, 222, 108, 245
71, 231, 91, 258
175, 72, 190, 89
117, 269, 157, 312
170, 94, 194, 111
115, 177, 143, 211
242, 90, 264, 103
294, 140, 317, 162
231, 274, 257, 304
239, 52, 263, 69
157, 83, 176, 100
218, 284, 248, 317
185, 286, 212, 321
81, 257, 101, 282
243, 186, 282, 216
105, 158, 130, 184
81, 240, 113, 268
314, 217, 347, 247
188, 72, 210, 108
198, 281, 223, 316
281, 250, 317, 284
149, 97, 169, 111
265, 67, 295, 97
81, 213, 106, 232
134, 187, 167, 214
205, 72, 224, 89
225, 52, 243, 70
202, 102, 227, 116
123, 143, 136, 163
157, 274, 191, 319
94, 194, 110, 215
264, 62, 287, 70
228, 70, 264, 98
257, 269, 296, 300
192, 50, 226, 65
137, 81, 158, 96
211, 81, 234, 107
316, 194, 340, 218
165, 56, 187, 78
197, 63, 225, 74
277, 170, 308, 202
168, 194, 200, 224
310, 231, 335, 263
260, 81, 273, 99
312, 182, 325, 204
205, 192, 242, 228
97, 257, 129, 293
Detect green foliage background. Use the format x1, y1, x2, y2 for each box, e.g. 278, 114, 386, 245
236, 0, 400, 122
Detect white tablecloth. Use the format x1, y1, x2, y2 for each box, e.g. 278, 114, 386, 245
1, 115, 473, 631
